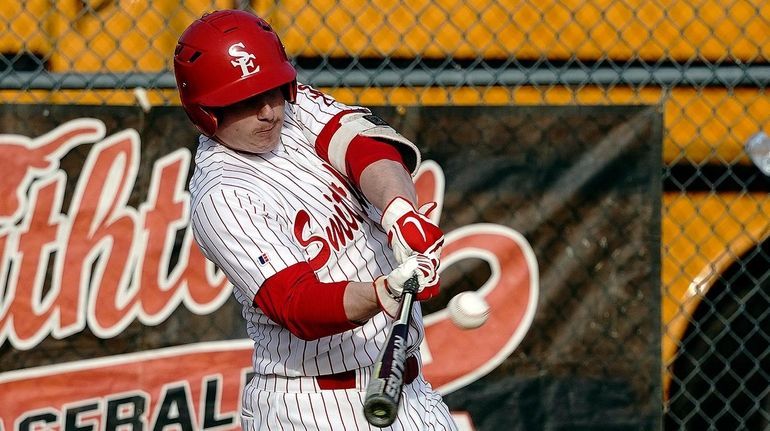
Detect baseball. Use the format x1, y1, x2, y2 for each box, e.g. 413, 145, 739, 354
448, 291, 490, 329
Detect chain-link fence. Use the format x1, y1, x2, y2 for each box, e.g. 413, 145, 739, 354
2, 0, 769, 429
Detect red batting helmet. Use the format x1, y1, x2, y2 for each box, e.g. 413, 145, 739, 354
173, 10, 297, 136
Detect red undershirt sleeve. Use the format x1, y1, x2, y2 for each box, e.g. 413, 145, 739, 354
253, 261, 361, 340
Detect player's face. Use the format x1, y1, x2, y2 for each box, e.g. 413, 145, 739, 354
214, 87, 285, 153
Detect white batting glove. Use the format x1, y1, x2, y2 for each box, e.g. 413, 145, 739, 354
381, 197, 444, 265
373, 254, 440, 318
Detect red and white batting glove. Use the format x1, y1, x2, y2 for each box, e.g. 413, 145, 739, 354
381, 197, 444, 265
373, 254, 440, 318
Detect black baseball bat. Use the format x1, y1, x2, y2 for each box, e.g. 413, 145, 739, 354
363, 274, 419, 427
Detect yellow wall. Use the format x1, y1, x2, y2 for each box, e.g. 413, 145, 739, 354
5, 1, 769, 66
273, 0, 770, 62
0, 0, 51, 55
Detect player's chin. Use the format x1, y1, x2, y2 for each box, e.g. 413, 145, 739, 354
253, 128, 281, 150
247, 135, 280, 153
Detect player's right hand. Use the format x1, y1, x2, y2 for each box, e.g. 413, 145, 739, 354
373, 254, 439, 318
381, 197, 444, 265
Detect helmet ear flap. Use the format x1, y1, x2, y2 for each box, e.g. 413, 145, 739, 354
282, 81, 298, 103
184, 105, 218, 137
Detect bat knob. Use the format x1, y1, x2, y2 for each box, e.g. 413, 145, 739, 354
364, 395, 398, 427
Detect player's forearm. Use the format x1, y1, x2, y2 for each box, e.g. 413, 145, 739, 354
343, 281, 383, 323
358, 159, 417, 210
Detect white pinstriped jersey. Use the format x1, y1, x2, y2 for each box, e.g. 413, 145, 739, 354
189, 84, 424, 377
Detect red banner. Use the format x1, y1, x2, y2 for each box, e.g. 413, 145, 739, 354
0, 104, 659, 430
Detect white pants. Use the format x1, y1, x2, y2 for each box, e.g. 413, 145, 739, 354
241, 365, 458, 431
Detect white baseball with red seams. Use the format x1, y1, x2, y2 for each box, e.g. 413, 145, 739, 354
188, 83, 458, 430
448, 291, 490, 329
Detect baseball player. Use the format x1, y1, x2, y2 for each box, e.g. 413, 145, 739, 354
174, 10, 458, 431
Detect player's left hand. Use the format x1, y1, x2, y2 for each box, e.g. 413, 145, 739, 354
381, 197, 444, 265
373, 253, 440, 318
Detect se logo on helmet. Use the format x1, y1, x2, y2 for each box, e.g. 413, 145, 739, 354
228, 42, 260, 77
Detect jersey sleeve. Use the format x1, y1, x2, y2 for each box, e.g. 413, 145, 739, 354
189, 184, 306, 299
292, 83, 421, 176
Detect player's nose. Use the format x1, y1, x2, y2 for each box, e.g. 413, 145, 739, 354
255, 101, 275, 121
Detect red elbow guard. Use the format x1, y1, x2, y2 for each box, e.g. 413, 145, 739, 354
314, 109, 416, 181
345, 135, 407, 187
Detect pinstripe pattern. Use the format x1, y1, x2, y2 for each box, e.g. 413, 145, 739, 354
189, 84, 453, 430
241, 355, 458, 431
